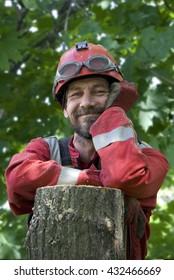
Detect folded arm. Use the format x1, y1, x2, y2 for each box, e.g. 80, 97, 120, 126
90, 106, 169, 201
5, 138, 101, 215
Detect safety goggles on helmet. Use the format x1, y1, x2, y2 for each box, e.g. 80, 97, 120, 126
54, 55, 122, 83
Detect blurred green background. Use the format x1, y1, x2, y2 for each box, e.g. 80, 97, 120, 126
0, 0, 174, 259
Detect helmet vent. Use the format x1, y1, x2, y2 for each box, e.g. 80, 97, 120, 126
76, 40, 88, 51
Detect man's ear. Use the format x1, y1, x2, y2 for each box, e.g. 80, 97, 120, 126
63, 108, 69, 118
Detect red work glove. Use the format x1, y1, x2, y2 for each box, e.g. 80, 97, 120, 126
105, 80, 139, 112
125, 196, 146, 239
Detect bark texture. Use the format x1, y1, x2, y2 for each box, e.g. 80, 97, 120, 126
25, 185, 126, 259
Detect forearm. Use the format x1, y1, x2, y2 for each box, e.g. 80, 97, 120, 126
90, 107, 169, 199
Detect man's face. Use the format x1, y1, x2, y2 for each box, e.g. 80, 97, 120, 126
64, 77, 109, 139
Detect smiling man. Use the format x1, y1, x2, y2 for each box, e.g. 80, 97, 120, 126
5, 41, 169, 259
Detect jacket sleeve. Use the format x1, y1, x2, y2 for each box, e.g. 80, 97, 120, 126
90, 106, 169, 202
5, 138, 102, 215
5, 138, 59, 215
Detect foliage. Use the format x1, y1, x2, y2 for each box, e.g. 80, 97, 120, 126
0, 0, 174, 259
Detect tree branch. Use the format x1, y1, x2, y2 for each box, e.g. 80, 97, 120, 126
11, 0, 29, 31
163, 0, 174, 12
64, 1, 73, 32
150, 69, 174, 85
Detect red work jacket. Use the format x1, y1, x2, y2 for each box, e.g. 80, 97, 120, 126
5, 107, 169, 259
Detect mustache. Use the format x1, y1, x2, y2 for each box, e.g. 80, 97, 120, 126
74, 107, 104, 118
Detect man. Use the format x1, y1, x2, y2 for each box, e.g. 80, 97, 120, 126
5, 41, 168, 259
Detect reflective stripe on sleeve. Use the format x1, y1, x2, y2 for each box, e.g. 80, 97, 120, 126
58, 166, 81, 185
137, 141, 152, 149
93, 126, 135, 150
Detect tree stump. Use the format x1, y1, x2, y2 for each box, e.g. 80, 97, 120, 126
25, 185, 126, 260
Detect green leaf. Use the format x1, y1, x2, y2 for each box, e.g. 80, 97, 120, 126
139, 26, 174, 64
0, 32, 26, 70
22, 0, 39, 9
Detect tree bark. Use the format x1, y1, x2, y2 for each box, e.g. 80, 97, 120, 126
25, 185, 126, 260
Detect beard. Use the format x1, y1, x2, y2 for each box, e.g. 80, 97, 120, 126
70, 106, 104, 139
72, 116, 96, 139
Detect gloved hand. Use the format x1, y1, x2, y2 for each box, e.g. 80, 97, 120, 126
125, 196, 146, 239
105, 80, 139, 112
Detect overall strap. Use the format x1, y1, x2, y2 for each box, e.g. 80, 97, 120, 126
58, 137, 72, 166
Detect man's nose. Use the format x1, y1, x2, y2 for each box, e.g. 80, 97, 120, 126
80, 91, 95, 107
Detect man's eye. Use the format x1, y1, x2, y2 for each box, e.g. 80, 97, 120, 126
95, 90, 108, 95
69, 92, 82, 98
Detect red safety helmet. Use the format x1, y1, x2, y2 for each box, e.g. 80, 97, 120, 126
52, 41, 124, 105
